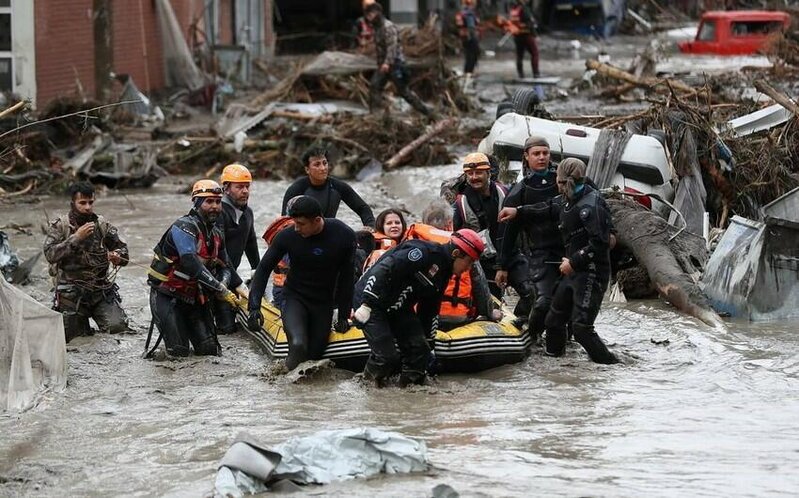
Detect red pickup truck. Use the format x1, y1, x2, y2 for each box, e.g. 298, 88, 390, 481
678, 10, 790, 55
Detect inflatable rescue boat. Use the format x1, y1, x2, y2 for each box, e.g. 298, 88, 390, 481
236, 299, 531, 373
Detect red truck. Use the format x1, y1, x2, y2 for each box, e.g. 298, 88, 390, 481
678, 10, 790, 55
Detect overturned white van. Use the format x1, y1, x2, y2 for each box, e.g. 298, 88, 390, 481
477, 112, 675, 214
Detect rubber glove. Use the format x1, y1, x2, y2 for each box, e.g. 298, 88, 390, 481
353, 304, 371, 325
247, 309, 264, 330
220, 288, 238, 307
334, 317, 350, 333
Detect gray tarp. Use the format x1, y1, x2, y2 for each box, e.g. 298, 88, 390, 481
214, 428, 429, 496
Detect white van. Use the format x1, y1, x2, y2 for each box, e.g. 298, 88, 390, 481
477, 112, 675, 214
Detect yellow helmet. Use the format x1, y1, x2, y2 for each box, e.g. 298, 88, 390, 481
220, 163, 252, 184
191, 179, 223, 198
462, 152, 490, 171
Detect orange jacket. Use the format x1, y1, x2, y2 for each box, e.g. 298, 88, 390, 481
363, 232, 399, 273
262, 216, 294, 287
404, 223, 475, 319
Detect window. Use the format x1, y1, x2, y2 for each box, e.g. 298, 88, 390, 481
697, 21, 716, 41
731, 20, 783, 37
0, 3, 10, 92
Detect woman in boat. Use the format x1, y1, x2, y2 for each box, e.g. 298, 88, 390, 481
362, 208, 408, 272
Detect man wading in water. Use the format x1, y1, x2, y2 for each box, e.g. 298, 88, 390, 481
247, 196, 357, 370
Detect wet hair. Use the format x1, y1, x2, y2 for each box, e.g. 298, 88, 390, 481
364, 2, 382, 14
422, 199, 454, 230
375, 208, 407, 239
302, 145, 329, 167
288, 195, 323, 219
66, 181, 95, 200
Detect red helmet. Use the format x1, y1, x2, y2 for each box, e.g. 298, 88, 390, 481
451, 229, 484, 260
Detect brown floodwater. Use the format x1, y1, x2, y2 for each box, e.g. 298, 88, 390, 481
2, 165, 798, 498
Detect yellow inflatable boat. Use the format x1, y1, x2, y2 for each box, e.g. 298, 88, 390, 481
236, 299, 531, 373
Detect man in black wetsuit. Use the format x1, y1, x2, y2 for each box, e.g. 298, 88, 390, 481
498, 158, 618, 364
496, 136, 561, 342
281, 145, 375, 227
353, 228, 485, 387
214, 163, 260, 334
247, 196, 357, 370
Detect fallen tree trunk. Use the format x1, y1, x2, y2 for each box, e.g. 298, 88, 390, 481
606, 196, 725, 329
385, 117, 456, 169
753, 79, 799, 118
586, 59, 697, 95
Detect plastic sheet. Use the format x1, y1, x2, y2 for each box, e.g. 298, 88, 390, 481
214, 428, 429, 496
0, 278, 67, 412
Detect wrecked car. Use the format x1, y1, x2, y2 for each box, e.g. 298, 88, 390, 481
678, 10, 790, 56
477, 110, 675, 215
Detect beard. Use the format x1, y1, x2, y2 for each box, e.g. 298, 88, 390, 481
69, 208, 96, 227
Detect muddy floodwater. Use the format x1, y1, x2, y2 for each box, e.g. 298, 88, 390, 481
2, 164, 798, 498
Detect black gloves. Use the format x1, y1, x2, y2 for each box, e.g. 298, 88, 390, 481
247, 309, 264, 330
334, 318, 350, 333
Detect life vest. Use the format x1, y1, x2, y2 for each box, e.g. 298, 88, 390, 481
148, 221, 223, 304
262, 216, 294, 288
508, 5, 530, 35
363, 232, 399, 273
404, 223, 474, 319
356, 17, 374, 46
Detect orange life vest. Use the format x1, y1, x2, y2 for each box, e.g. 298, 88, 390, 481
404, 223, 475, 319
262, 216, 294, 288
509, 5, 530, 35
363, 232, 399, 273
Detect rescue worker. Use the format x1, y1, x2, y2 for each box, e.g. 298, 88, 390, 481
363, 208, 407, 272
353, 0, 376, 51
498, 158, 619, 364
147, 180, 238, 357
364, 2, 433, 117
353, 228, 485, 386
496, 136, 561, 343
247, 196, 356, 370
276, 146, 374, 307
214, 163, 260, 334
508, 0, 540, 79
43, 181, 129, 342
456, 0, 480, 88
281, 146, 375, 226
406, 203, 497, 328
452, 152, 509, 298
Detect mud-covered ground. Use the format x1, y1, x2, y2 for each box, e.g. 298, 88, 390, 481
2, 35, 797, 498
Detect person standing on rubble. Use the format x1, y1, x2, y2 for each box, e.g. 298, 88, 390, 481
496, 136, 561, 344
364, 2, 433, 117
508, 0, 540, 79
274, 146, 375, 307
146, 180, 239, 357
247, 196, 356, 371
498, 158, 619, 364
43, 182, 130, 342
456, 0, 480, 89
353, 228, 484, 387
213, 163, 260, 335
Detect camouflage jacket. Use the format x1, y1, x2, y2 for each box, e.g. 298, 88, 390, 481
43, 213, 129, 288
374, 18, 404, 67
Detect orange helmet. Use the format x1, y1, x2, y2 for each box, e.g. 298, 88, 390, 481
451, 229, 484, 260
262, 216, 295, 244
462, 152, 490, 171
362, 0, 375, 7
220, 163, 252, 184
191, 179, 223, 198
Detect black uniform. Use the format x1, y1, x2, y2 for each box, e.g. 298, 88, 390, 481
148, 210, 234, 357
453, 182, 508, 298
281, 176, 375, 227
501, 165, 562, 337
213, 195, 260, 334
518, 185, 618, 364
354, 239, 454, 385
248, 219, 356, 370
